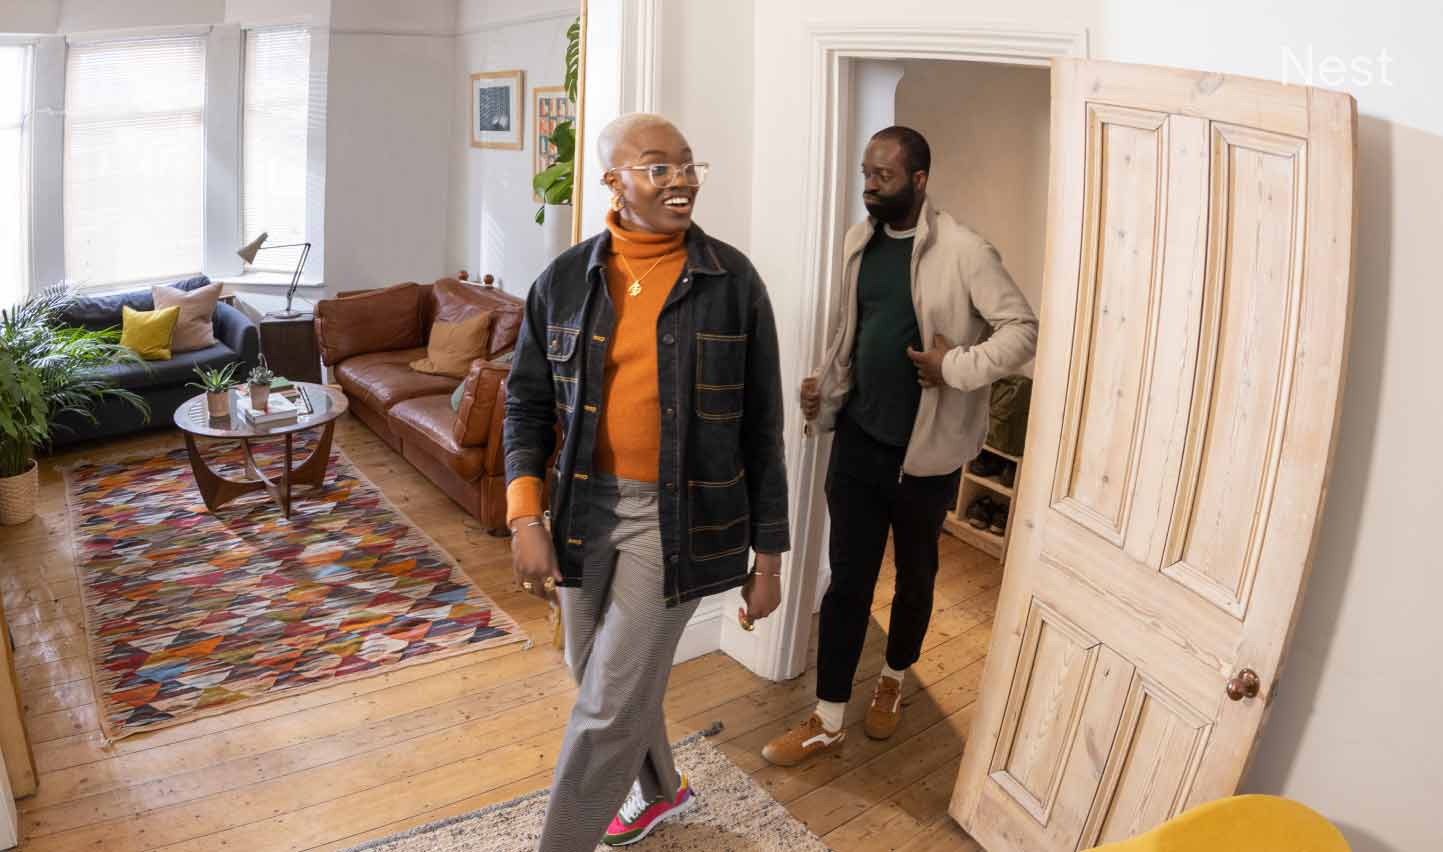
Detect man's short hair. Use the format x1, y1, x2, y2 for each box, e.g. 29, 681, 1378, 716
872, 126, 931, 175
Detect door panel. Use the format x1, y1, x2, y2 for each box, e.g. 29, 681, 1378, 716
951, 58, 1355, 852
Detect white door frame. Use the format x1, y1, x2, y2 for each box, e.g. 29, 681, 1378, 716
740, 22, 1090, 681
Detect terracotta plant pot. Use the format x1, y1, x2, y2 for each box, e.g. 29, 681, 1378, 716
0, 459, 39, 526
250, 383, 271, 413
206, 390, 229, 418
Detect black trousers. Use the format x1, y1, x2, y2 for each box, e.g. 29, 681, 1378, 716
816, 413, 961, 703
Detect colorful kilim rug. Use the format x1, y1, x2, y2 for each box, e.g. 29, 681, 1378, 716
62, 440, 527, 741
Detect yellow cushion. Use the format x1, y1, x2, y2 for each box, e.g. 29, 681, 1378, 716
1088, 795, 1348, 852
119, 304, 181, 361
410, 311, 493, 379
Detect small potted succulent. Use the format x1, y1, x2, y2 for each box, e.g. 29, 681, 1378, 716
188, 362, 242, 418
247, 357, 275, 413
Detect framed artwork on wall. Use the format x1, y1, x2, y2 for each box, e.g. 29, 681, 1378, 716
532, 85, 577, 202
470, 69, 524, 150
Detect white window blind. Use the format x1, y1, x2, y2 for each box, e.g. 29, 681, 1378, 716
0, 45, 30, 308
243, 26, 310, 272
64, 35, 206, 288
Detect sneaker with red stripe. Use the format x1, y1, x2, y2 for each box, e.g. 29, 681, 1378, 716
601, 775, 697, 847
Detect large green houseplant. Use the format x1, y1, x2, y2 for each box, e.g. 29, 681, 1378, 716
0, 286, 150, 524
532, 16, 582, 225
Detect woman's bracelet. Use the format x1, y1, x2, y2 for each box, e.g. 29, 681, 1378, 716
510, 519, 544, 536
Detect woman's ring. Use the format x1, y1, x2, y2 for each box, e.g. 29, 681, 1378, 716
739, 613, 755, 632
522, 581, 535, 592
543, 577, 557, 591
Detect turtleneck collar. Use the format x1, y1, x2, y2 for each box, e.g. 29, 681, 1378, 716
606, 210, 687, 261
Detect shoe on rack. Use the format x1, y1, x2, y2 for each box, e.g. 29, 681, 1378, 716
988, 501, 1009, 536
761, 714, 846, 767
602, 774, 698, 847
967, 452, 1003, 478
965, 496, 992, 530
999, 461, 1016, 489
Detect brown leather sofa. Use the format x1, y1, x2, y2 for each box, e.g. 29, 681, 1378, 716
315, 276, 526, 533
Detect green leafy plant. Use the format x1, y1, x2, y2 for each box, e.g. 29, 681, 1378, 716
247, 356, 274, 386
533, 16, 581, 225
188, 361, 242, 394
0, 286, 150, 478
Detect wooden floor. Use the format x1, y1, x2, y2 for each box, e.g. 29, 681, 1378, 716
0, 415, 997, 851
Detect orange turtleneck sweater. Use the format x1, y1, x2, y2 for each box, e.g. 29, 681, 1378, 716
506, 212, 687, 526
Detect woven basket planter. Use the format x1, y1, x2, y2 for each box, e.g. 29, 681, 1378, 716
0, 460, 38, 526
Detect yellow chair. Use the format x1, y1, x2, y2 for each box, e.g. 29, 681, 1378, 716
1089, 795, 1349, 852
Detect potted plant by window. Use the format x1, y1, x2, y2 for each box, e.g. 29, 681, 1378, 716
247, 357, 275, 413
533, 16, 581, 259
0, 286, 149, 525
188, 362, 242, 418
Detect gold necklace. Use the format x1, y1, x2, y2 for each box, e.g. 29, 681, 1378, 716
617, 252, 670, 297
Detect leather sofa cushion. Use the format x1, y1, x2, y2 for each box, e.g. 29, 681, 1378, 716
334, 349, 460, 412
430, 277, 524, 357
389, 395, 487, 481
316, 282, 423, 365
453, 358, 506, 447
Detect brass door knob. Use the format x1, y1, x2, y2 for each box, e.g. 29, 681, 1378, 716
1226, 668, 1261, 701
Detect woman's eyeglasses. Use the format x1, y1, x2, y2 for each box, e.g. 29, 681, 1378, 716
606, 162, 711, 189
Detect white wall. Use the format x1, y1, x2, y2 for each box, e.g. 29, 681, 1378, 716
323, 29, 454, 292
1095, 5, 1443, 851
894, 59, 1048, 369
58, 0, 226, 32
448, 0, 573, 294
0, 0, 59, 33
657, 0, 755, 253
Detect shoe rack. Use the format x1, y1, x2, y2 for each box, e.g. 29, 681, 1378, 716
942, 443, 1020, 562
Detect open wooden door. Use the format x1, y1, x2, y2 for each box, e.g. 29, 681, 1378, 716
950, 58, 1356, 850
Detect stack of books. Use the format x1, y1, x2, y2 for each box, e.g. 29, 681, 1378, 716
236, 391, 302, 426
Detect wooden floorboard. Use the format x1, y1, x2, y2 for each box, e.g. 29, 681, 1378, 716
0, 415, 998, 850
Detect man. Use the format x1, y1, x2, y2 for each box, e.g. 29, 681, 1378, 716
506, 113, 790, 849
762, 126, 1037, 766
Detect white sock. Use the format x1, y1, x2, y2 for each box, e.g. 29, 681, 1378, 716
814, 699, 846, 733
881, 663, 907, 687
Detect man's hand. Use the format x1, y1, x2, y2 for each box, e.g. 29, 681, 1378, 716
799, 377, 820, 421
739, 552, 783, 627
906, 334, 951, 388
511, 517, 562, 601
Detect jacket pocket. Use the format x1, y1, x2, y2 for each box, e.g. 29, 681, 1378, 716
694, 331, 747, 421
547, 324, 580, 414
688, 469, 750, 562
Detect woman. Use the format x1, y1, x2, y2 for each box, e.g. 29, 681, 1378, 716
504, 113, 791, 850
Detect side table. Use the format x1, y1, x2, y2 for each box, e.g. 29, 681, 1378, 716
259, 313, 322, 383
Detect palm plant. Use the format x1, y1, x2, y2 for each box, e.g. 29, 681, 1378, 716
0, 286, 150, 478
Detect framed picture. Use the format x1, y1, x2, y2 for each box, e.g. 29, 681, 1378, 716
532, 85, 577, 202
470, 70, 524, 150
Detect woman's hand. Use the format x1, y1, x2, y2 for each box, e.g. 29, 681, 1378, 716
739, 552, 784, 627
511, 517, 562, 601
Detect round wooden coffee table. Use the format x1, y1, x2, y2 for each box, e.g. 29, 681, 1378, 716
173, 382, 349, 518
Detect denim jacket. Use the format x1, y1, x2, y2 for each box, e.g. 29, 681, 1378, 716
503, 224, 790, 606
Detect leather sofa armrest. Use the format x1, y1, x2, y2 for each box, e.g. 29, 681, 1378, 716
213, 302, 260, 369
453, 359, 508, 453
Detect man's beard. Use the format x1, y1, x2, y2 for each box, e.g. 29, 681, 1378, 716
863, 184, 917, 226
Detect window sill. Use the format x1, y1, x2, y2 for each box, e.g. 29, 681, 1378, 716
214, 273, 325, 289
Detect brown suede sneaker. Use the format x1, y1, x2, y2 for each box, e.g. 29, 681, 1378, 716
864, 676, 903, 740
761, 714, 846, 767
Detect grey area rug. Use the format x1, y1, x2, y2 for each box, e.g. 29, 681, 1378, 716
343, 733, 832, 851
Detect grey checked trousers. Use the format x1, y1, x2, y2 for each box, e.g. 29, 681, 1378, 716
535, 475, 701, 851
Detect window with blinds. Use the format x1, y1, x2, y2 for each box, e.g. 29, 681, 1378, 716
0, 45, 30, 308
64, 35, 206, 288
243, 26, 311, 273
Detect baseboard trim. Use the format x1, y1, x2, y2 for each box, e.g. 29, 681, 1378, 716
673, 597, 723, 664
